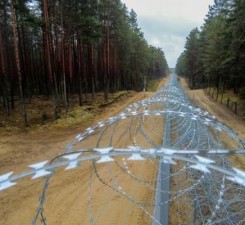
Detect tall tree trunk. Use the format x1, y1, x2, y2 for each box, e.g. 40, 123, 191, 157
77, 34, 83, 106
60, 9, 68, 111
2, 1, 14, 111
21, 25, 33, 100
42, 0, 60, 119
89, 42, 96, 101
104, 5, 110, 102
0, 21, 11, 115
10, 0, 28, 126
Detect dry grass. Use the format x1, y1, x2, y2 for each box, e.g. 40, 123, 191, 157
207, 87, 239, 102
147, 76, 167, 92
0, 91, 135, 132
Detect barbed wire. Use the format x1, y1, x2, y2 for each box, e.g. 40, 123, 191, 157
0, 74, 244, 225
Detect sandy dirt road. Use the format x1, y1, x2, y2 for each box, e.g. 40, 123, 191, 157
1, 76, 244, 225
0, 80, 167, 225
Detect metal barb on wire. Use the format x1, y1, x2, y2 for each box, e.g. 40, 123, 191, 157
0, 74, 244, 225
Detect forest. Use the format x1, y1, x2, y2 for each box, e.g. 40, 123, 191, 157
0, 0, 169, 127
176, 0, 245, 97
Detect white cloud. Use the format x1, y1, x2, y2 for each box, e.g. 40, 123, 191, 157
121, 0, 214, 67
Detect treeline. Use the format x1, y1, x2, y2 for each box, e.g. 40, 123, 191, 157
0, 0, 169, 126
176, 0, 245, 94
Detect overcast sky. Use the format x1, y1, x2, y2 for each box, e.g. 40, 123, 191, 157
121, 0, 214, 67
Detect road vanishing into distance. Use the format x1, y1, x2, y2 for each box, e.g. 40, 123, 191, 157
0, 74, 245, 225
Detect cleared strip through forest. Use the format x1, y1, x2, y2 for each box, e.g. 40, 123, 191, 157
0, 75, 244, 225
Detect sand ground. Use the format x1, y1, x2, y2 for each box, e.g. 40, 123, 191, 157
0, 77, 244, 225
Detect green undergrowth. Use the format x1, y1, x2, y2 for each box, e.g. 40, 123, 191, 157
0, 90, 135, 133
51, 106, 94, 129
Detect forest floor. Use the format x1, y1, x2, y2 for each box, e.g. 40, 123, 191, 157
0, 76, 244, 225
0, 90, 136, 132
